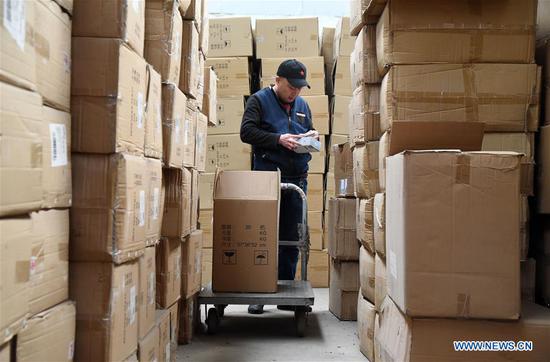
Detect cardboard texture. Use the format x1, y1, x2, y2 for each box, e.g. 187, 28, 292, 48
205, 58, 250, 97
357, 295, 376, 362
321, 26, 336, 95
180, 20, 200, 99
329, 285, 358, 321
325, 172, 335, 204
331, 259, 360, 292
70, 261, 139, 362
349, 85, 381, 145
520, 196, 530, 261
386, 151, 522, 319
380, 64, 541, 133
356, 198, 374, 253
35, 0, 71, 112
138, 325, 159, 362
0, 217, 32, 344
0, 340, 11, 361
359, 246, 375, 303
374, 254, 387, 311
199, 0, 209, 53
199, 210, 213, 248
333, 17, 355, 58
538, 125, 550, 213
521, 258, 536, 303
156, 238, 182, 308
199, 173, 215, 210
307, 174, 324, 212
29, 210, 69, 316
302, 96, 329, 133
353, 142, 380, 198
375, 297, 550, 362
379, 131, 388, 192
333, 56, 352, 96
0, 83, 43, 217
202, 67, 217, 125
255, 18, 319, 58
208, 17, 253, 57
144, 0, 182, 84
373, 193, 385, 258
297, 250, 329, 288
309, 211, 323, 250
145, 66, 164, 159
195, 54, 205, 109
350, 0, 387, 34
260, 57, 325, 96
178, 295, 199, 345
41, 106, 71, 209
307, 136, 326, 174
156, 309, 171, 362
195, 112, 208, 172
332, 143, 355, 197
162, 83, 188, 168
377, 0, 536, 73
162, 167, 192, 239
168, 301, 179, 356
212, 171, 280, 293
331, 95, 351, 135
191, 170, 200, 232
145, 158, 163, 245
206, 134, 251, 172
73, 0, 145, 55
327, 198, 359, 261
71, 153, 147, 263
138, 247, 156, 340
182, 231, 203, 299
71, 38, 147, 155
351, 25, 380, 88
182, 0, 201, 26
183, 101, 198, 168
201, 247, 213, 286
208, 97, 244, 134
17, 301, 75, 362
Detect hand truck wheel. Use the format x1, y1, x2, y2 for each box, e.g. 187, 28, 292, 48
215, 304, 226, 317
206, 307, 220, 335
294, 307, 306, 337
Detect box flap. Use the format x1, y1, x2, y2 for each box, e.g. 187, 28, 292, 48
214, 171, 280, 200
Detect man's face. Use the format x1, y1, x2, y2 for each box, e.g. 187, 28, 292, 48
275, 77, 302, 103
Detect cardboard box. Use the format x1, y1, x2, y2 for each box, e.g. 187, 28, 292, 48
374, 254, 387, 311
331, 95, 351, 135
201, 247, 213, 286
207, 17, 253, 57
206, 134, 251, 172
191, 169, 200, 232
521, 258, 536, 302
0, 217, 32, 344
538, 125, 550, 213
386, 151, 522, 319
349, 84, 381, 146
199, 210, 213, 248
309, 211, 323, 250
302, 96, 329, 133
333, 17, 355, 58
182, 231, 203, 299
180, 20, 200, 99
0, 340, 11, 361
35, 0, 71, 111
156, 238, 182, 308
202, 67, 217, 125
307, 174, 324, 212
359, 246, 375, 303
196, 53, 205, 109
178, 295, 199, 345
357, 198, 374, 253
351, 25, 380, 88
375, 298, 550, 362
41, 106, 71, 209
309, 136, 326, 174
195, 112, 208, 172
17, 301, 75, 362
373, 193, 385, 258
350, 0, 387, 34
138, 247, 156, 340
332, 143, 354, 197
321, 26, 336, 95
145, 1, 182, 84
353, 142, 380, 198
199, 173, 215, 210
29, 210, 69, 316
520, 196, 530, 261
297, 249, 329, 288
71, 38, 147, 155
183, 101, 198, 168
181, 0, 201, 27
71, 153, 147, 263
205, 58, 250, 97
162, 167, 192, 239
377, 0, 536, 74
145, 158, 163, 245
255, 18, 319, 58
144, 66, 164, 159
327, 198, 359, 261
260, 57, 325, 96
199, 0, 208, 53
168, 300, 179, 356
331, 259, 360, 292
333, 56, 352, 96
380, 64, 541, 133
212, 171, 280, 292
138, 325, 159, 362
0, 83, 43, 217
70, 261, 139, 362
208, 97, 244, 134
357, 295, 376, 362
329, 281, 359, 321
162, 83, 187, 168
156, 309, 171, 362
72, 0, 145, 54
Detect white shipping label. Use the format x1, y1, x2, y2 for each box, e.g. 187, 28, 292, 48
137, 92, 144, 129
175, 118, 182, 144
184, 119, 192, 146
49, 124, 68, 167
148, 271, 155, 305
389, 250, 397, 280
129, 286, 137, 325
339, 179, 347, 195
152, 187, 160, 220
68, 341, 75, 360
3, 0, 25, 50
138, 190, 146, 226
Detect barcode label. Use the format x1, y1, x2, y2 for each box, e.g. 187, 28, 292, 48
138, 190, 145, 226
128, 286, 137, 325
137, 92, 144, 129
3, 0, 25, 50
339, 179, 347, 194
49, 124, 68, 167
152, 187, 160, 220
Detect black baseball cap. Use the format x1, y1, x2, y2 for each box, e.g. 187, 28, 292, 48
276, 59, 311, 89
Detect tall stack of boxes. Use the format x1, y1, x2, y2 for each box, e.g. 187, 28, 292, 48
1, 0, 75, 359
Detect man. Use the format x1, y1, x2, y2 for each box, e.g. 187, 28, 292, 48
240, 59, 318, 315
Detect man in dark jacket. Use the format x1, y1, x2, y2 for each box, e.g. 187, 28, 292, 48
241, 59, 318, 314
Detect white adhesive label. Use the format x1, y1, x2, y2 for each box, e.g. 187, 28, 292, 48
29, 256, 37, 276
68, 341, 75, 360
138, 190, 146, 226
389, 250, 397, 280
339, 179, 347, 195
3, 0, 25, 50
49, 124, 68, 167
183, 119, 192, 146
175, 118, 182, 144
129, 286, 137, 325
148, 271, 155, 305
165, 343, 170, 362
131, 0, 140, 13
152, 187, 160, 220
175, 254, 181, 280
137, 92, 144, 129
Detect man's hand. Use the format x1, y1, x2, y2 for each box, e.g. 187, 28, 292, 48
300, 130, 320, 140
278, 133, 302, 151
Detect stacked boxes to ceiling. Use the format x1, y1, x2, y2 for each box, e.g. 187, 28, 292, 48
0, 0, 76, 360
350, 1, 550, 361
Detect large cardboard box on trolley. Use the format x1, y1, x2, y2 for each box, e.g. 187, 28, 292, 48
386, 151, 522, 319
255, 18, 319, 59
208, 17, 253, 57
205, 58, 250, 97
212, 171, 280, 293
260, 57, 325, 96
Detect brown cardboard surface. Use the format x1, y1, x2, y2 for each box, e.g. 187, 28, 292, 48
359, 246, 375, 303
302, 96, 329, 133
380, 64, 541, 132
168, 302, 179, 356
327, 135, 349, 173
351, 25, 380, 88
357, 295, 376, 361
138, 325, 159, 362
333, 17, 355, 58
308, 211, 323, 250
0, 340, 11, 361
178, 295, 199, 345
205, 58, 250, 97
261, 57, 325, 96
307, 174, 324, 212
353, 142, 380, 198
162, 83, 188, 168
182, 231, 203, 299
325, 173, 335, 206
206, 134, 251, 172
297, 249, 329, 287
374, 254, 387, 312
191, 169, 200, 232
378, 131, 388, 192
327, 197, 359, 261
29, 210, 69, 316
156, 238, 182, 308
207, 17, 253, 57
71, 38, 147, 155
41, 106, 71, 209
145, 158, 163, 245
201, 247, 213, 287
199, 173, 215, 210
520, 196, 530, 261
333, 56, 352, 96
180, 20, 200, 99
183, 100, 197, 168
139, 247, 156, 340
145, 1, 182, 84
17, 301, 75, 362
333, 143, 355, 197
162, 167, 192, 239
156, 309, 171, 362
195, 112, 208, 172
386, 151, 522, 319
373, 193, 385, 258
71, 153, 147, 263
0, 82, 43, 217
255, 18, 319, 58
208, 97, 244, 134
70, 261, 139, 362
309, 136, 326, 174
144, 65, 164, 160
330, 259, 359, 292
0, 217, 32, 343
321, 26, 336, 95
199, 210, 213, 248
329, 286, 358, 321
521, 258, 536, 303
182, 0, 201, 27
349, 85, 381, 145
356, 198, 374, 253
331, 95, 351, 135
538, 125, 550, 213
351, 0, 386, 34
377, 0, 536, 73
195, 54, 205, 109
202, 67, 217, 125
73, 0, 145, 55
35, 0, 71, 111
212, 171, 280, 293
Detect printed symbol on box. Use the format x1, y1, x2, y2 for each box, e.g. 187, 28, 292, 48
254, 250, 268, 265
277, 43, 284, 50
224, 40, 231, 48
223, 26, 231, 33
223, 250, 237, 265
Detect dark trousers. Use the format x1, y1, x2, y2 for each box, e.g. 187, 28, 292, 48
278, 177, 307, 280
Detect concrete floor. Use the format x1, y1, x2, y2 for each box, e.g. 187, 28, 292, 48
176, 288, 367, 362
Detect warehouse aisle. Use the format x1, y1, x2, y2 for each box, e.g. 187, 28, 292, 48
177, 288, 366, 362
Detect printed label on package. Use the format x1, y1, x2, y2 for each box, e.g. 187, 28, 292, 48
152, 187, 160, 220
137, 92, 144, 129
3, 0, 25, 50
49, 123, 68, 167
138, 190, 146, 226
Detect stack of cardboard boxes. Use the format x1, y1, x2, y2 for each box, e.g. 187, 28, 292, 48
1, 0, 76, 360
